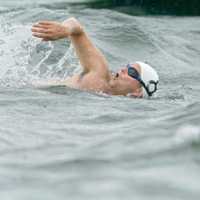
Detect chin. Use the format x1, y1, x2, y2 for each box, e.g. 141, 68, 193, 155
126, 91, 143, 98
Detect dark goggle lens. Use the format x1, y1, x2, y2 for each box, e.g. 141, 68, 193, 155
127, 67, 139, 79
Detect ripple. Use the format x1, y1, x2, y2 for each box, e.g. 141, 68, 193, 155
0, 39, 5, 45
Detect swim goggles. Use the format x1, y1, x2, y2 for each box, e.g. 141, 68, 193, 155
126, 64, 158, 97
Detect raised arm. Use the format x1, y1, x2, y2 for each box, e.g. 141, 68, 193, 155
32, 18, 109, 77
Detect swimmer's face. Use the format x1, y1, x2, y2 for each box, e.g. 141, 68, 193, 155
111, 64, 142, 97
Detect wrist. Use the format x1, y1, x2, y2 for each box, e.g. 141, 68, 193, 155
63, 17, 83, 36
62, 25, 70, 38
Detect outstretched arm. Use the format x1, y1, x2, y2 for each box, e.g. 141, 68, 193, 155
32, 18, 109, 78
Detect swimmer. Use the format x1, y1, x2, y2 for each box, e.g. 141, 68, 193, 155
32, 17, 159, 97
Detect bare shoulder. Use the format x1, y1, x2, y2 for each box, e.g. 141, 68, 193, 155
78, 71, 110, 92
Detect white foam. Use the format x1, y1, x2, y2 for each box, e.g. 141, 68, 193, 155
0, 21, 80, 87
174, 125, 200, 144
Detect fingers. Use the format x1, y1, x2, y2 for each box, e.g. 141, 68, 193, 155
32, 21, 54, 39
38, 21, 54, 25
31, 27, 50, 34
32, 24, 50, 29
32, 32, 50, 39
32, 21, 54, 29
31, 21, 59, 41
31, 28, 52, 40
31, 23, 52, 40
42, 38, 50, 42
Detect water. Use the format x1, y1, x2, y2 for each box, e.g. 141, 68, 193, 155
84, 0, 200, 15
0, 1, 200, 199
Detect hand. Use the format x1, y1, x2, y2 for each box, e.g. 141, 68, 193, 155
31, 21, 69, 41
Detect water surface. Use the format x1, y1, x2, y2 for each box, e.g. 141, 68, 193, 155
0, 0, 200, 199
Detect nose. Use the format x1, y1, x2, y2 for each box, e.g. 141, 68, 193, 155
120, 68, 127, 74
117, 67, 127, 77
121, 69, 126, 73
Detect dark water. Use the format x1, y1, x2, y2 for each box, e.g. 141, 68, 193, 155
0, 0, 200, 200
72, 0, 200, 15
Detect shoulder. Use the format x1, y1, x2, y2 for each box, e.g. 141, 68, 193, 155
78, 71, 110, 91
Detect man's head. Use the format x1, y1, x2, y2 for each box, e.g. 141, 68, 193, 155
110, 62, 159, 97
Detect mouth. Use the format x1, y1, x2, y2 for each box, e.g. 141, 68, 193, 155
112, 72, 119, 80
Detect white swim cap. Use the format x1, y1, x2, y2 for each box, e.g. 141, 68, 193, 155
136, 61, 159, 97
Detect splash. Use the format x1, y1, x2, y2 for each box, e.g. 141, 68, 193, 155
174, 125, 200, 144
0, 21, 80, 88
